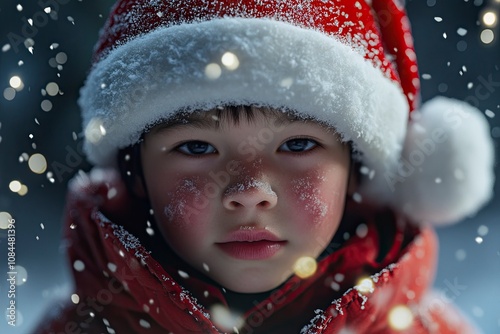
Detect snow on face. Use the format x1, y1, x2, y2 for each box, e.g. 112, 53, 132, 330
224, 178, 277, 198
164, 178, 204, 226
140, 108, 351, 293
291, 174, 329, 224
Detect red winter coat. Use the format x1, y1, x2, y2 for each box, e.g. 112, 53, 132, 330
37, 169, 478, 334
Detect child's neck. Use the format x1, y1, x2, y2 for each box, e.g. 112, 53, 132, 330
222, 286, 283, 315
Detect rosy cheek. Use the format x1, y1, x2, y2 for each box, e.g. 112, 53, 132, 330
289, 171, 343, 227
162, 177, 213, 228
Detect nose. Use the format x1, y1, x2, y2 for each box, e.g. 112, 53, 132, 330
222, 180, 277, 211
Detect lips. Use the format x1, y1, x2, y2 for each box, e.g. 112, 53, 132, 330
216, 230, 286, 260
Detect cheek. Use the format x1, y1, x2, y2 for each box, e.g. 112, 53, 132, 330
152, 177, 214, 230
288, 169, 347, 228
151, 177, 216, 254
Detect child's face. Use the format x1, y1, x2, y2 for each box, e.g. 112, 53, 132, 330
141, 109, 350, 293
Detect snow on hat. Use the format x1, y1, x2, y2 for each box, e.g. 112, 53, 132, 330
79, 0, 494, 226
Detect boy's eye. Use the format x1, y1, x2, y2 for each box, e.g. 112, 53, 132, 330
176, 141, 217, 155
279, 138, 318, 153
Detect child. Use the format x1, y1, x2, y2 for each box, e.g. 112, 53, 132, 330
38, 0, 494, 333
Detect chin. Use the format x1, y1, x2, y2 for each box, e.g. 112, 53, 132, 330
215, 271, 289, 294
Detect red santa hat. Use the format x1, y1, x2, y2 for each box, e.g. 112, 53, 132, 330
79, 0, 495, 226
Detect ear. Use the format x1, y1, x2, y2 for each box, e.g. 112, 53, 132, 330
132, 172, 147, 198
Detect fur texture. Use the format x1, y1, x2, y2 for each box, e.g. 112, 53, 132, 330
361, 97, 495, 225
79, 18, 408, 168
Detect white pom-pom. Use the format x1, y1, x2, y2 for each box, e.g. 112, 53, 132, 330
391, 97, 495, 225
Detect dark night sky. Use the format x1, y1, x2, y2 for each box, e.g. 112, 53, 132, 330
0, 0, 499, 332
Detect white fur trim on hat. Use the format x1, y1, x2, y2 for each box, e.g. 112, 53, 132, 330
361, 97, 495, 225
79, 18, 408, 172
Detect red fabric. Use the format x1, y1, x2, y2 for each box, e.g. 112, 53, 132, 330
37, 169, 478, 334
372, 0, 420, 111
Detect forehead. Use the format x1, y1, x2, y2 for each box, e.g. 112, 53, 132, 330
147, 106, 323, 134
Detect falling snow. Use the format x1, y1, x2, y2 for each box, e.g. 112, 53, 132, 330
457, 27, 468, 36
485, 109, 495, 118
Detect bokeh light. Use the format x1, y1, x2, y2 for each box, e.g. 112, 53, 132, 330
477, 225, 489, 236
457, 27, 468, 36
41, 100, 53, 112
480, 29, 495, 44
84, 117, 107, 144
280, 77, 294, 89
107, 262, 117, 272
73, 260, 85, 272
293, 256, 318, 279
0, 212, 13, 229
482, 11, 497, 27
9, 180, 22, 193
221, 52, 240, 70
209, 304, 244, 332
18, 184, 28, 196
205, 63, 222, 80
46, 171, 55, 183
139, 319, 151, 329
355, 277, 374, 294
71, 294, 80, 304
45, 82, 59, 96
15, 265, 28, 286
9, 76, 22, 89
28, 153, 48, 174
3, 87, 16, 101
56, 52, 68, 64
388, 305, 414, 330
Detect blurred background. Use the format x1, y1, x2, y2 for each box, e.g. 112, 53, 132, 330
0, 0, 498, 333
